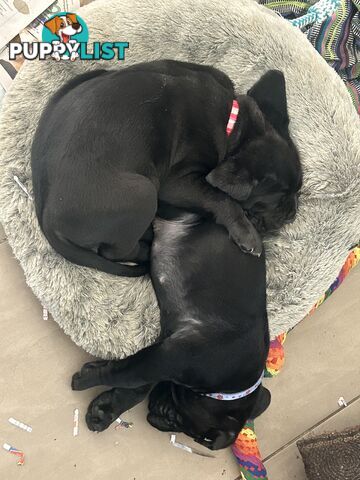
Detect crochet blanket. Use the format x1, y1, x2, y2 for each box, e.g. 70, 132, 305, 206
259, 0, 360, 113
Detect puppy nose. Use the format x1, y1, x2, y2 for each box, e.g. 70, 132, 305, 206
72, 22, 81, 30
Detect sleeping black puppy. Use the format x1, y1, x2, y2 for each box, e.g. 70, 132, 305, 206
71, 209, 272, 450
31, 60, 299, 276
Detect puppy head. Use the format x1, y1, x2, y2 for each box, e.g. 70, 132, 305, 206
148, 382, 271, 450
207, 70, 302, 233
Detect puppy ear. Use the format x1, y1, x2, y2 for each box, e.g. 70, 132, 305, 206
247, 70, 290, 138
67, 13, 78, 24
236, 95, 266, 141
249, 386, 271, 419
44, 16, 61, 35
206, 160, 256, 202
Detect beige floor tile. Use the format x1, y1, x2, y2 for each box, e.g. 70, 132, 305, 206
265, 392, 360, 480
256, 266, 360, 459
265, 444, 306, 480
0, 242, 239, 480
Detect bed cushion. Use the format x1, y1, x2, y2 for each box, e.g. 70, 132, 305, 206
0, 0, 359, 358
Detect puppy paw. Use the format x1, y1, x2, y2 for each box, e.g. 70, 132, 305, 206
86, 392, 117, 432
229, 222, 262, 257
71, 361, 109, 391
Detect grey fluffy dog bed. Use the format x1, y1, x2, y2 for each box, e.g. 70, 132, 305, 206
0, 0, 359, 359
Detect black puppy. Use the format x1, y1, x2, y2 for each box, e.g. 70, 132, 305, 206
31, 60, 299, 276
72, 210, 272, 450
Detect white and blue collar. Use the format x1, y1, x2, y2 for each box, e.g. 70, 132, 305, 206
202, 371, 264, 401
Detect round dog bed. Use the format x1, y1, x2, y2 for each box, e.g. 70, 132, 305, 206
0, 0, 359, 359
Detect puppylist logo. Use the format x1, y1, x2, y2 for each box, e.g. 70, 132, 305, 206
9, 12, 129, 62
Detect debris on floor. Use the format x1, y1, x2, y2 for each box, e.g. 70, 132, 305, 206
8, 417, 32, 433
42, 307, 48, 321
73, 408, 79, 437
3, 443, 25, 466
115, 417, 133, 430
170, 434, 215, 458
338, 396, 348, 408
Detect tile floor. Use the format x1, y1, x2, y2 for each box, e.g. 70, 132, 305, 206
0, 227, 359, 480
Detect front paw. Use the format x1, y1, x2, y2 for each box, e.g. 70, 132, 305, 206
86, 392, 118, 432
229, 221, 262, 257
71, 361, 109, 391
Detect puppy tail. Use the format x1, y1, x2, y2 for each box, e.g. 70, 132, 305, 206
43, 230, 149, 277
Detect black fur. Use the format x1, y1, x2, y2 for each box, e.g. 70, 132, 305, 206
70, 64, 302, 450
72, 211, 271, 450
31, 61, 301, 276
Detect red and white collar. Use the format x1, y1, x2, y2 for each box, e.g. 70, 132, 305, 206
202, 371, 264, 401
226, 99, 239, 136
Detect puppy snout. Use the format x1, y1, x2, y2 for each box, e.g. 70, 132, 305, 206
72, 22, 81, 31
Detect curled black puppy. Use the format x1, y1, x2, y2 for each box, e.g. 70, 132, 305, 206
31, 60, 299, 276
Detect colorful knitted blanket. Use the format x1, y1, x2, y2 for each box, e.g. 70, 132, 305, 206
259, 0, 360, 113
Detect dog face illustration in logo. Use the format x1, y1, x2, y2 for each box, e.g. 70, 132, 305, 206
44, 13, 82, 61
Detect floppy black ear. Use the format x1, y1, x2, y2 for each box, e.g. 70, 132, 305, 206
249, 386, 271, 419
247, 70, 290, 138
206, 159, 256, 202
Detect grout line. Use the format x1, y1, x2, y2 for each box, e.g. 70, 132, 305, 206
262, 391, 360, 463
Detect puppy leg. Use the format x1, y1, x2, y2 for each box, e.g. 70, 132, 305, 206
85, 385, 150, 432
72, 340, 178, 391
160, 172, 262, 256
99, 241, 150, 264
